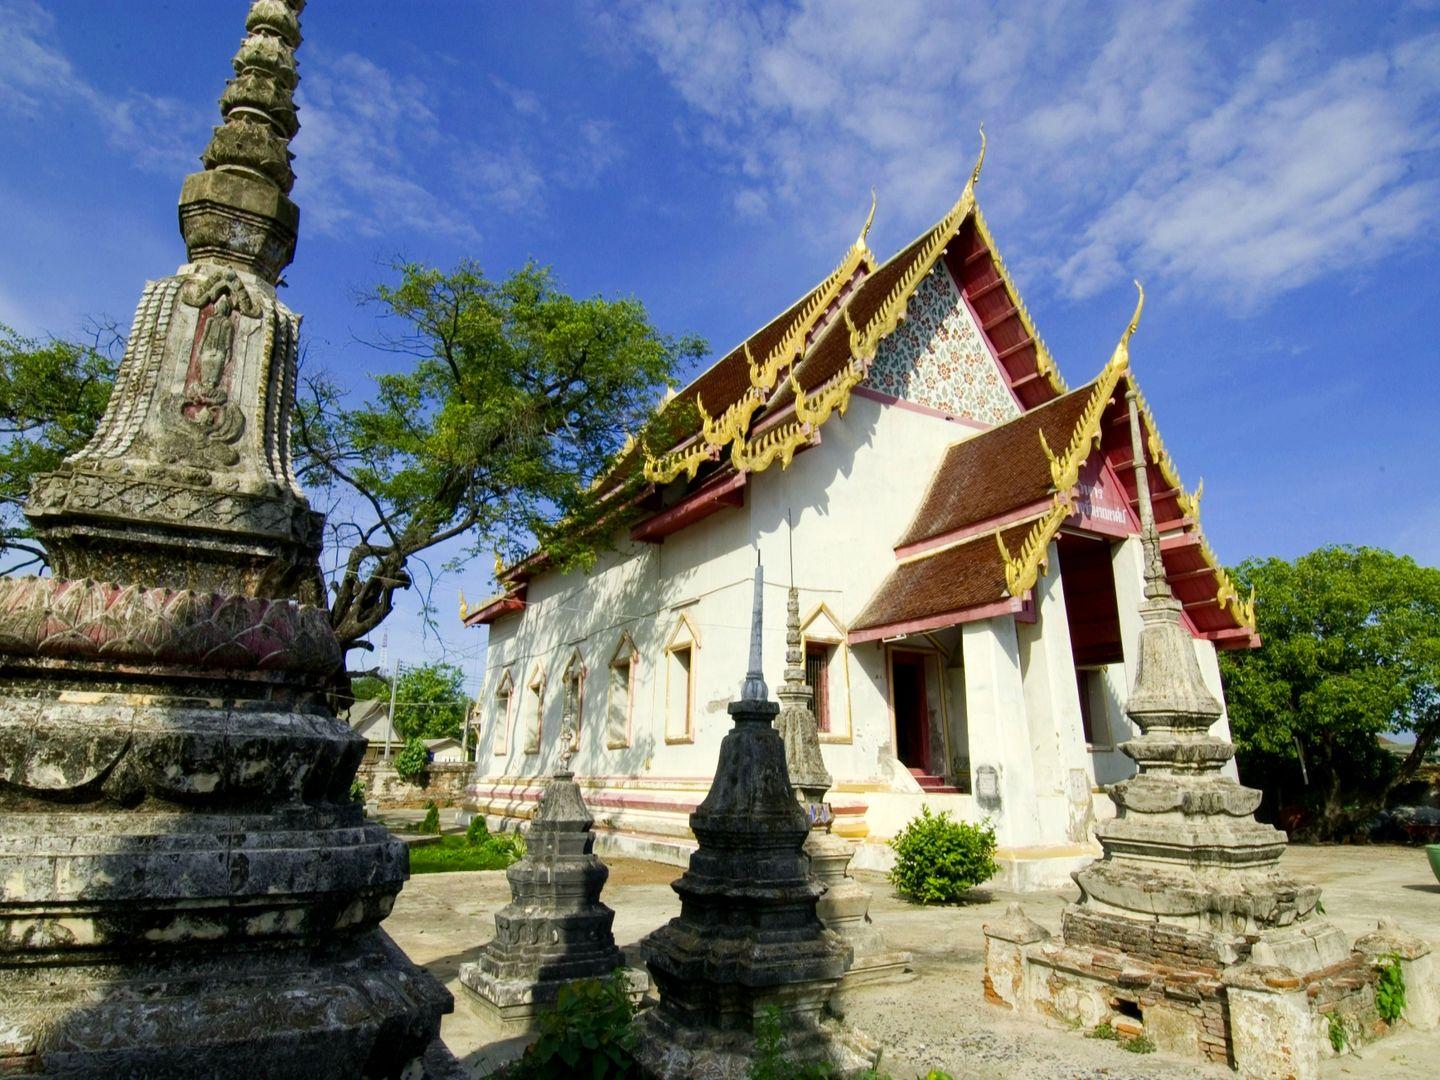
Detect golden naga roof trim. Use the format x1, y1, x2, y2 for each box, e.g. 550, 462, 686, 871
971, 205, 1068, 396
1001, 285, 1144, 597
848, 130, 985, 364
996, 495, 1070, 597
459, 588, 469, 621
1036, 282, 1142, 494
641, 198, 877, 485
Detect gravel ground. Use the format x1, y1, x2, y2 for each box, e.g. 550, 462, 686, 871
383, 842, 1440, 1078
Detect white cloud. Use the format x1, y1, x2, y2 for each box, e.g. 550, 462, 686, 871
0, 0, 205, 175
615, 0, 1440, 307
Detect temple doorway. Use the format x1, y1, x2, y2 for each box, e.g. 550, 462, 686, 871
891, 650, 931, 773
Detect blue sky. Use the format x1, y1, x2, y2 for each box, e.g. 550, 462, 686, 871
2, 1, 1438, 692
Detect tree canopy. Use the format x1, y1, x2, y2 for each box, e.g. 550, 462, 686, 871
387, 662, 470, 742
1220, 545, 1440, 839
0, 323, 118, 575
295, 260, 705, 658
0, 261, 705, 673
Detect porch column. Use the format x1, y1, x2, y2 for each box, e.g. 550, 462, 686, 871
1015, 545, 1096, 845
961, 616, 1043, 848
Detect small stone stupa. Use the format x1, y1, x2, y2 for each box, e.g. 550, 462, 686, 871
633, 554, 878, 1078
774, 548, 911, 989
459, 701, 646, 1033
983, 290, 1436, 1079
0, 3, 453, 1076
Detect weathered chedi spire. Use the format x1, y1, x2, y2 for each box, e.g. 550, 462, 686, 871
773, 559, 911, 992
633, 555, 877, 1077
1063, 378, 1343, 967
26, 0, 319, 603
459, 695, 646, 1033
0, 4, 453, 1076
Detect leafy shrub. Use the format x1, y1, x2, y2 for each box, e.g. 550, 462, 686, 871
889, 807, 998, 903
393, 736, 429, 783
1326, 1012, 1349, 1052
504, 971, 638, 1078
1120, 1036, 1155, 1054
749, 1005, 833, 1080
348, 777, 366, 805
1087, 1022, 1117, 1041
465, 815, 489, 845
418, 801, 440, 835
408, 834, 525, 874
1374, 952, 1406, 1023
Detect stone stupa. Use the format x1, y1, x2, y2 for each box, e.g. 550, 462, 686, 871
774, 559, 911, 990
983, 292, 1436, 1079
0, 3, 454, 1076
633, 554, 878, 1078
459, 699, 647, 1033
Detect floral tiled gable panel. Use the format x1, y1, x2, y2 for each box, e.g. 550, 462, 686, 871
864, 264, 1020, 427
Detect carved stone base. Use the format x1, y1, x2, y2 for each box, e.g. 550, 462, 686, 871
806, 830, 912, 989
633, 993, 880, 1080
0, 932, 453, 1079
458, 963, 650, 1037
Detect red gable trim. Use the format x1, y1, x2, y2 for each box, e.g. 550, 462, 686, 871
848, 597, 1025, 645
630, 470, 747, 544
462, 584, 528, 628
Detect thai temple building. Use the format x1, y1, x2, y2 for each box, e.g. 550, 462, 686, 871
460, 145, 1258, 887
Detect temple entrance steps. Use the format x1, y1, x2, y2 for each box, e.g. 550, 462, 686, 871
908, 767, 961, 795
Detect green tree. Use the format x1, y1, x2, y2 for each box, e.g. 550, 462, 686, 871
295, 260, 705, 659
1220, 546, 1440, 839
391, 661, 469, 741
0, 323, 119, 574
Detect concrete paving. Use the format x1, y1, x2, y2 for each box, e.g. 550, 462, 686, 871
384, 843, 1440, 1078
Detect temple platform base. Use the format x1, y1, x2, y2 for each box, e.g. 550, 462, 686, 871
983, 906, 1438, 1080
457, 962, 651, 1037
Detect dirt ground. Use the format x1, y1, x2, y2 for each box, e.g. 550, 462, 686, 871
384, 843, 1440, 1078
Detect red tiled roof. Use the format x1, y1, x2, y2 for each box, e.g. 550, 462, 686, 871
895, 380, 1104, 549
850, 521, 1037, 635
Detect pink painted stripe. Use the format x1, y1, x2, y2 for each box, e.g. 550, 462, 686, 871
895, 500, 1052, 560
851, 386, 993, 431
848, 597, 1023, 645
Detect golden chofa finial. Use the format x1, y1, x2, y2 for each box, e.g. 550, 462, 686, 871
858, 186, 878, 246
459, 589, 470, 620
1106, 279, 1145, 373
970, 123, 987, 188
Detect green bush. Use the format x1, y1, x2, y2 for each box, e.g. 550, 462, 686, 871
504, 970, 637, 1078
393, 736, 429, 783
889, 807, 998, 903
408, 834, 526, 874
348, 777, 366, 805
465, 815, 489, 845
418, 801, 441, 835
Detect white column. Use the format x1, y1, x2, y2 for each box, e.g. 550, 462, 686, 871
961, 616, 1043, 849
1015, 545, 1096, 845
1109, 536, 1146, 753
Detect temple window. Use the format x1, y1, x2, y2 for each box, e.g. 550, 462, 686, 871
523, 664, 544, 754
561, 649, 585, 741
664, 613, 700, 744
800, 603, 850, 741
606, 633, 637, 749
805, 643, 832, 733
492, 669, 514, 756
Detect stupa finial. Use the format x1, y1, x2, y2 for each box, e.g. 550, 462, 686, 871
179, 0, 305, 282
201, 0, 305, 194
741, 547, 769, 702
1126, 381, 1171, 603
